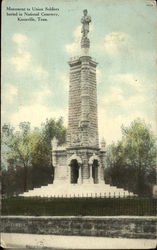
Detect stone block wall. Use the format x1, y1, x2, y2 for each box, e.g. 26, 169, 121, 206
1, 216, 156, 239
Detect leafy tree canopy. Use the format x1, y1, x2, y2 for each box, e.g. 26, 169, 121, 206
105, 119, 156, 195
2, 118, 66, 194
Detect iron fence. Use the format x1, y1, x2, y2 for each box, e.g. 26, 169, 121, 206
1, 196, 156, 216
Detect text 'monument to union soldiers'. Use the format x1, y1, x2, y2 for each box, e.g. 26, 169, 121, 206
6, 6, 60, 22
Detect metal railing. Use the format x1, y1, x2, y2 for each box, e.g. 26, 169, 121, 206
1, 196, 156, 216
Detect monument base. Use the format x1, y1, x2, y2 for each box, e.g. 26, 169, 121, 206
20, 182, 135, 198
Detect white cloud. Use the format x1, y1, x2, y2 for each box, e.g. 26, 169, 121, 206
101, 72, 145, 114
102, 86, 124, 106
9, 50, 31, 72
127, 95, 145, 107
2, 82, 66, 129
10, 103, 67, 129
9, 33, 32, 72
74, 25, 82, 42
1, 84, 19, 125
112, 73, 143, 92
32, 85, 52, 103
98, 107, 155, 144
12, 33, 28, 46
4, 33, 54, 129
101, 32, 130, 55
34, 65, 49, 79
5, 83, 66, 129
65, 25, 81, 54
102, 85, 144, 109
9, 33, 49, 79
2, 84, 18, 105
65, 43, 78, 54
105, 32, 129, 54
98, 72, 156, 143
97, 68, 102, 85
60, 73, 69, 91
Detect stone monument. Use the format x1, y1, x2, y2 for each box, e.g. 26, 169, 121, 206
52, 9, 105, 185
21, 10, 134, 197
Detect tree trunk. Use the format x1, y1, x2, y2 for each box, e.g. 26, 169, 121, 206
137, 161, 144, 196
23, 164, 28, 192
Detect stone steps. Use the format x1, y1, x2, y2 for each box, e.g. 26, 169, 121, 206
20, 183, 135, 198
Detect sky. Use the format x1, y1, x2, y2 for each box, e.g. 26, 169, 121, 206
2, 0, 157, 144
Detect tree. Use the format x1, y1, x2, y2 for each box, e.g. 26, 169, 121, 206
1, 124, 13, 171
29, 129, 53, 187
105, 119, 156, 196
41, 117, 66, 147
39, 117, 66, 184
1, 117, 67, 196
2, 122, 32, 192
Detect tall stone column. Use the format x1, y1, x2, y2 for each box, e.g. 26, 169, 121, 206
98, 165, 103, 184
68, 165, 71, 184
99, 138, 106, 183
78, 165, 82, 184
89, 163, 93, 183
81, 152, 90, 183
80, 58, 90, 147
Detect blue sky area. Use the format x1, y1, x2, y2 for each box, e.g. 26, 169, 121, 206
2, 0, 157, 144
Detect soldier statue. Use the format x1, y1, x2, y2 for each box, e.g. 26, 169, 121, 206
81, 9, 91, 38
